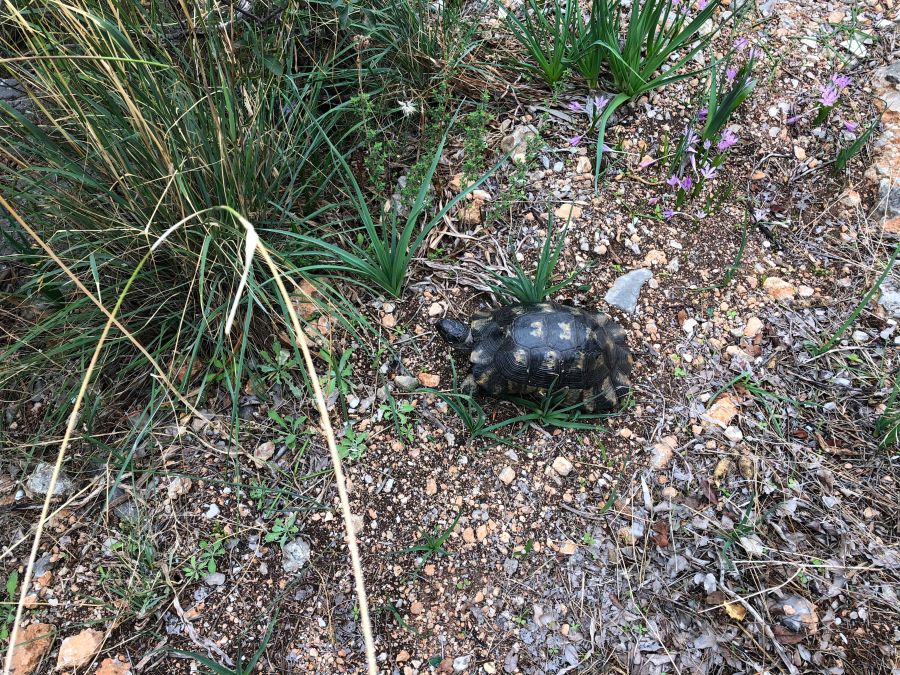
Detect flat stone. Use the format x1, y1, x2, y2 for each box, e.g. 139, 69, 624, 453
724, 426, 744, 443
26, 463, 73, 497
798, 285, 815, 298
453, 655, 473, 672
394, 375, 418, 391
763, 277, 796, 301
743, 317, 763, 338
554, 203, 582, 221
204, 572, 226, 586
57, 629, 103, 670
878, 181, 900, 218
428, 302, 444, 317
417, 372, 440, 388
650, 436, 677, 470
498, 466, 516, 485
702, 394, 740, 429
885, 216, 900, 234
605, 269, 653, 314
95, 657, 133, 675
880, 276, 900, 318
10, 623, 55, 675
575, 156, 592, 173
281, 538, 311, 573
558, 540, 578, 555
770, 595, 819, 635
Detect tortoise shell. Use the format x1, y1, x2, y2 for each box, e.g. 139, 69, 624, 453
468, 302, 632, 410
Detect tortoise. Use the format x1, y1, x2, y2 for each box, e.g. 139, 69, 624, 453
436, 301, 632, 411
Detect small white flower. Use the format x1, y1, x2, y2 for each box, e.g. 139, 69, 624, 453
399, 100, 417, 116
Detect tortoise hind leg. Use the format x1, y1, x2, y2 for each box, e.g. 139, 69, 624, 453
581, 388, 597, 413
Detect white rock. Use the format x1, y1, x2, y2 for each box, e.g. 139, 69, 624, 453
724, 426, 744, 443
551, 456, 574, 476
26, 463, 73, 497
203, 504, 220, 519
841, 39, 867, 58
282, 538, 311, 573
499, 466, 516, 485
683, 318, 698, 335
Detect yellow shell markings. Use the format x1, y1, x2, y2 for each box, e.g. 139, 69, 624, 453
513, 348, 529, 366
572, 353, 585, 371
556, 320, 573, 342
471, 317, 491, 332
476, 368, 495, 387
539, 304, 555, 313
511, 305, 527, 315
542, 350, 559, 371
529, 320, 545, 340
470, 346, 492, 365
600, 376, 616, 402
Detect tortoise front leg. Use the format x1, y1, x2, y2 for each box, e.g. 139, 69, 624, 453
460, 374, 478, 396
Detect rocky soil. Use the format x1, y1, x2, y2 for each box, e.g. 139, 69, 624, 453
2, 0, 899, 673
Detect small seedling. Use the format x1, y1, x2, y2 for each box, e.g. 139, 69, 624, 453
258, 342, 305, 399
338, 424, 368, 461
380, 400, 417, 443
1, 570, 19, 641
184, 539, 225, 582
264, 513, 300, 548
267, 409, 309, 451
393, 510, 463, 567
489, 215, 585, 304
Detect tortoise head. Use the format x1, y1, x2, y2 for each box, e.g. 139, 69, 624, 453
436, 318, 472, 351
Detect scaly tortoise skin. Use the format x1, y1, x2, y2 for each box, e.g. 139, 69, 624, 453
436, 301, 632, 411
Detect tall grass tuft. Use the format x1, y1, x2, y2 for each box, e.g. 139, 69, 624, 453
499, 0, 577, 85
489, 215, 583, 304
282, 110, 509, 298
0, 1, 356, 412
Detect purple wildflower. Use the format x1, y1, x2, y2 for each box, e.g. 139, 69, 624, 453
734, 37, 749, 51
786, 114, 803, 125
639, 156, 654, 169
726, 67, 738, 83
567, 100, 584, 112
697, 0, 709, 9
666, 174, 681, 188
663, 209, 676, 220
593, 94, 611, 112
831, 74, 851, 90
844, 120, 858, 132
698, 107, 708, 122
569, 135, 583, 147
680, 175, 694, 191
717, 129, 738, 151
700, 163, 717, 180
819, 84, 840, 108
703, 139, 712, 150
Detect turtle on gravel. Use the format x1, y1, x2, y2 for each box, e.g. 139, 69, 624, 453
436, 301, 632, 411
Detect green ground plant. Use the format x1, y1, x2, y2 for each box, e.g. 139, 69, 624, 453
489, 215, 583, 304
500, 0, 577, 85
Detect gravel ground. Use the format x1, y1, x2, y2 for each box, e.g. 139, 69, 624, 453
1, 0, 899, 673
